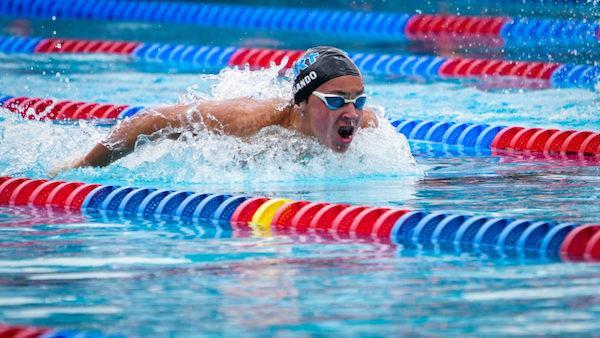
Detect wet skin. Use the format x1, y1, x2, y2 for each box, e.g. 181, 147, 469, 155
50, 75, 377, 175
292, 75, 372, 153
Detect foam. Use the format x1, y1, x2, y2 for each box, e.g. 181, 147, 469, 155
0, 67, 419, 186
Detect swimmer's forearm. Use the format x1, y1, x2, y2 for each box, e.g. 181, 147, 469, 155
48, 142, 118, 177
79, 106, 184, 168
81, 143, 125, 167
361, 106, 379, 128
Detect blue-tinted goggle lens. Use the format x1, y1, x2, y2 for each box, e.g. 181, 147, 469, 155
324, 95, 367, 110
324, 96, 345, 109
353, 96, 367, 110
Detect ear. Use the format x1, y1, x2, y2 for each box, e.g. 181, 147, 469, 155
297, 101, 307, 116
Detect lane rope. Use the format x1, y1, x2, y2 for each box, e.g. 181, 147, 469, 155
1, 175, 598, 262
0, 0, 597, 50
1, 35, 598, 90
1, 94, 598, 158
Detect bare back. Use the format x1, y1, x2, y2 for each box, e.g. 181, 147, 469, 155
49, 97, 377, 175
156, 98, 376, 138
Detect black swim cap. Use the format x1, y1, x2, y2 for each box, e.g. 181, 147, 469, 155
291, 46, 361, 105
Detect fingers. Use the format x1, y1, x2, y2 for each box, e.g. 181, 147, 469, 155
47, 157, 83, 178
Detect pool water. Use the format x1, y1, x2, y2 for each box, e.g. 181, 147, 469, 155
1, 3, 600, 337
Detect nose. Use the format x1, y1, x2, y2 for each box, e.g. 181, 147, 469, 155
341, 103, 358, 119
339, 103, 359, 121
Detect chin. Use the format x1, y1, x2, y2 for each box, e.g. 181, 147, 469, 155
332, 143, 351, 153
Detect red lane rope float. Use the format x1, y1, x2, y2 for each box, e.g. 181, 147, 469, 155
0, 324, 49, 338
525, 129, 560, 152
439, 57, 561, 82
371, 209, 411, 239
9, 179, 47, 206
405, 15, 508, 43
544, 130, 577, 154
42, 100, 70, 120
509, 127, 542, 151
46, 182, 85, 208
230, 197, 270, 229
306, 203, 349, 232
584, 229, 600, 262
1, 96, 139, 120
34, 38, 140, 55
491, 127, 600, 157
3, 95, 599, 159
560, 225, 600, 261
64, 183, 102, 211
55, 101, 84, 119
3, 97, 31, 117
350, 207, 392, 237
330, 205, 369, 236
491, 126, 525, 150
0, 177, 30, 204
227, 48, 302, 70
579, 133, 600, 156
0, 176, 598, 262
29, 99, 55, 120
30, 180, 65, 206
291, 202, 331, 232
72, 103, 99, 119
560, 131, 594, 155
271, 201, 310, 230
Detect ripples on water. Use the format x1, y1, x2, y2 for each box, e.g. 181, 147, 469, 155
0, 66, 418, 187
0, 207, 599, 336
0, 49, 599, 336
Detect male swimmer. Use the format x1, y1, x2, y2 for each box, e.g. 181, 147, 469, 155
50, 46, 378, 176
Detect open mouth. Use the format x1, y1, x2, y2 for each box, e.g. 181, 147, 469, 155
337, 125, 355, 140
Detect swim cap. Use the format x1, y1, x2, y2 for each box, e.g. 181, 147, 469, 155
292, 46, 361, 105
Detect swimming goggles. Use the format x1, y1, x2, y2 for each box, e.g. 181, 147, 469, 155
312, 91, 368, 110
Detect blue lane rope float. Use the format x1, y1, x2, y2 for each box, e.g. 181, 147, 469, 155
500, 17, 599, 49
1, 94, 599, 158
1, 176, 598, 261
1, 35, 598, 90
1, 0, 598, 50
1, 1, 411, 39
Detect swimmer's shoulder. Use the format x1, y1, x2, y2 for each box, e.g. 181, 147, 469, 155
236, 97, 294, 128
181, 97, 293, 136
361, 105, 380, 128
269, 98, 294, 126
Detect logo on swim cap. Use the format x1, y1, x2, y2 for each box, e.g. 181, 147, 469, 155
293, 52, 319, 79
292, 46, 360, 104
292, 70, 318, 94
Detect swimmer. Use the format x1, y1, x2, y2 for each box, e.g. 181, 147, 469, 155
50, 46, 378, 176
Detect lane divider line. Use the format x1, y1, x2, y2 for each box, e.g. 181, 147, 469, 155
1, 176, 598, 262
0, 0, 597, 50
1, 95, 598, 158
1, 35, 597, 90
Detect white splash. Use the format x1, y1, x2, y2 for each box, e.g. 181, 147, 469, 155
0, 67, 419, 186
28, 271, 135, 280
5, 306, 122, 319
0, 256, 191, 267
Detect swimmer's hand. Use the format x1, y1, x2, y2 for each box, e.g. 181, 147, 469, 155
48, 141, 130, 178
48, 156, 86, 178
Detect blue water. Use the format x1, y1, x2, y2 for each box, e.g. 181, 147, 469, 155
1, 2, 600, 337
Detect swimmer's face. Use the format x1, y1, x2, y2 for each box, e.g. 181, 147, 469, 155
303, 75, 365, 153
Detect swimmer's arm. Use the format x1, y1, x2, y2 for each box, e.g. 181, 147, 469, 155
360, 106, 379, 128
193, 98, 289, 137
50, 104, 188, 174
50, 98, 286, 175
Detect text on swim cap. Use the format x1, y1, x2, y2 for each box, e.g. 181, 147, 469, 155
293, 52, 319, 78
292, 71, 318, 94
